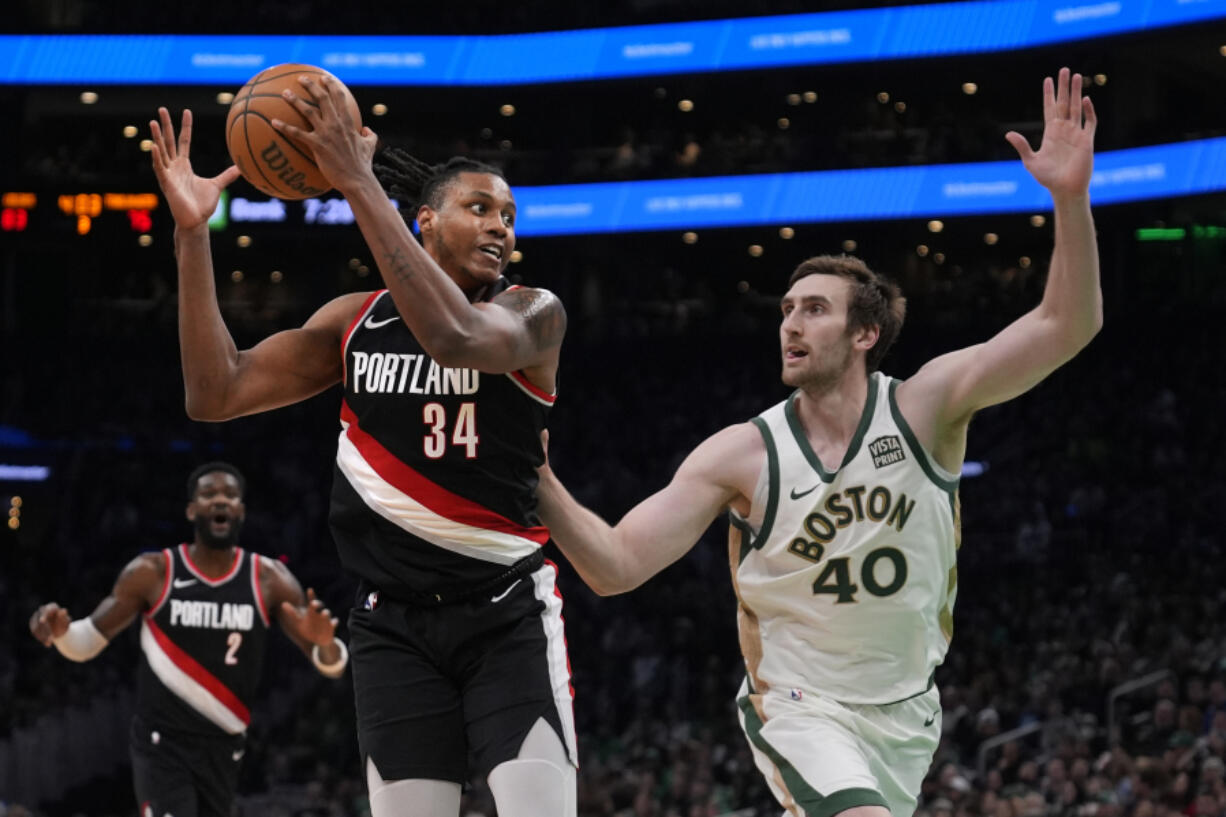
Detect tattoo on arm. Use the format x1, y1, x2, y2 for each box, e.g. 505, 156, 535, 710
383, 245, 415, 284
497, 288, 567, 350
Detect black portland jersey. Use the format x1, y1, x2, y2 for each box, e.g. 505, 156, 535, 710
329, 286, 554, 599
137, 545, 271, 736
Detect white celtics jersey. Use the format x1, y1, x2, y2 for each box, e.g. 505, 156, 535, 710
729, 371, 960, 705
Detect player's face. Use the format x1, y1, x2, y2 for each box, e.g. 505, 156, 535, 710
421, 172, 517, 292
779, 274, 858, 390
186, 472, 246, 550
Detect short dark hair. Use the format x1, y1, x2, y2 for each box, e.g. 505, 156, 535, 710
788, 254, 907, 371
373, 148, 506, 222
186, 462, 246, 500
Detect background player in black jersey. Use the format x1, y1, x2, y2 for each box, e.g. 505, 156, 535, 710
148, 73, 574, 817
29, 462, 348, 817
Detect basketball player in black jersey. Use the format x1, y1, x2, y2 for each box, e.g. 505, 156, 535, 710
148, 74, 574, 817
29, 462, 347, 817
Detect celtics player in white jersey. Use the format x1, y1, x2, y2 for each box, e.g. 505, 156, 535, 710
537, 68, 1100, 817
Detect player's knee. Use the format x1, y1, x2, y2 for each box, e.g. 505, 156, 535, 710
488, 757, 575, 817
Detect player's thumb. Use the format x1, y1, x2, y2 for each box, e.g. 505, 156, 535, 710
280, 600, 303, 621
215, 165, 242, 188
1004, 131, 1034, 162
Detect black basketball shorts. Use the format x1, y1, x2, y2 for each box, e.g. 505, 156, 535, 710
347, 560, 577, 783
130, 715, 245, 817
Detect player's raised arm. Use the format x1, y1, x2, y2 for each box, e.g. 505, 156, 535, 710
898, 68, 1101, 453
271, 76, 566, 377
537, 424, 762, 596
29, 552, 165, 660
149, 107, 367, 421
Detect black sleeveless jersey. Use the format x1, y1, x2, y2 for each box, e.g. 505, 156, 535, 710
137, 545, 271, 736
329, 284, 554, 600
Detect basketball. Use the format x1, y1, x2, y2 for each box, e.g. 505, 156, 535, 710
225, 63, 362, 200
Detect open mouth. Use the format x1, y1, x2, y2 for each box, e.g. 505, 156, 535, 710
785, 346, 809, 360
477, 244, 503, 261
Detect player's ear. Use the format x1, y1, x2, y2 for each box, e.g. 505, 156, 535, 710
416, 204, 435, 236
853, 323, 881, 352
185, 502, 197, 522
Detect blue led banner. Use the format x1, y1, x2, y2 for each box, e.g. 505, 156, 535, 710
508, 137, 1226, 236
1, 0, 1222, 85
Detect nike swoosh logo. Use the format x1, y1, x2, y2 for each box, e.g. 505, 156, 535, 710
364, 315, 399, 330
490, 579, 522, 603
790, 485, 819, 500
173, 578, 198, 589
924, 709, 940, 727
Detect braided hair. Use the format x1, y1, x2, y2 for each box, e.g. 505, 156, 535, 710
373, 147, 506, 226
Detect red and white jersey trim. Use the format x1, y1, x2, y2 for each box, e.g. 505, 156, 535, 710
250, 554, 271, 628
180, 544, 243, 586
148, 548, 174, 618
531, 561, 578, 767
506, 370, 557, 406
342, 290, 387, 382
140, 618, 250, 735
337, 401, 549, 565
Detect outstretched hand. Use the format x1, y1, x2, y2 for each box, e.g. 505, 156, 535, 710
149, 107, 241, 230
272, 75, 379, 195
29, 602, 71, 646
1006, 68, 1096, 199
279, 588, 338, 648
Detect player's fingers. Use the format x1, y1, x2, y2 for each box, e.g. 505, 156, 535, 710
280, 600, 301, 619
179, 108, 193, 157
1069, 72, 1082, 125
213, 165, 241, 188
280, 88, 322, 126
270, 118, 310, 142
1042, 76, 1055, 123
1055, 67, 1070, 120
158, 107, 176, 158
1082, 96, 1097, 136
330, 617, 339, 629
1004, 131, 1035, 162
301, 75, 337, 115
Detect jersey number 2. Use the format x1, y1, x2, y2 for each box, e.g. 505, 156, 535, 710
423, 402, 478, 459
224, 632, 241, 665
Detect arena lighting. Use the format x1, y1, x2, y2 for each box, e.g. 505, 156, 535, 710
4, 1, 1224, 86
0, 465, 51, 482
1135, 227, 1186, 241
371, 103, 388, 116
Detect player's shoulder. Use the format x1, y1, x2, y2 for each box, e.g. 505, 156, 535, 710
689, 422, 766, 470
308, 290, 384, 333
491, 285, 566, 343
116, 549, 169, 592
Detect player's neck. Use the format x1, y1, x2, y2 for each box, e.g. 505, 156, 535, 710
794, 371, 870, 451
187, 542, 238, 576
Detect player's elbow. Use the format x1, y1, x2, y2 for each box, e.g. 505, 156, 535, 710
184, 393, 237, 423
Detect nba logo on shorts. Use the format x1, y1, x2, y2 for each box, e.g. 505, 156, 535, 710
364, 591, 380, 611
790, 688, 803, 701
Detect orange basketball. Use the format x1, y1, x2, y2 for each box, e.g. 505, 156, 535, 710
225, 63, 362, 200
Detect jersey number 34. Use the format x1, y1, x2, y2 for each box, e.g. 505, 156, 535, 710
423, 402, 478, 459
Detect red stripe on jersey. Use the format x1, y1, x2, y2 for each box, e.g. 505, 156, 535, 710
181, 544, 243, 585
251, 554, 270, 628
144, 617, 251, 726
342, 290, 388, 381
509, 370, 557, 404
340, 400, 550, 544
149, 548, 173, 616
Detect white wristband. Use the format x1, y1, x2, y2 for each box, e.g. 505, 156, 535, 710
52, 618, 109, 662
312, 638, 349, 678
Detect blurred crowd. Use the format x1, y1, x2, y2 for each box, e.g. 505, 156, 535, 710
2, 217, 1225, 817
